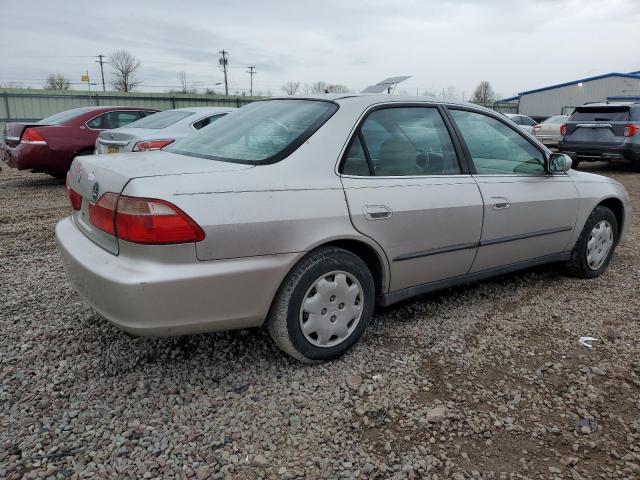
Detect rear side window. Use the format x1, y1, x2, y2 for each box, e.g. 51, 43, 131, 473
570, 107, 630, 122
543, 116, 567, 124
450, 109, 545, 175
127, 110, 194, 129
341, 107, 461, 176
520, 116, 537, 126
192, 114, 226, 130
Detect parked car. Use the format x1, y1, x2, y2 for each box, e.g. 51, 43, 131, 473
94, 107, 234, 154
533, 114, 569, 147
505, 114, 538, 134
57, 95, 631, 362
559, 103, 640, 171
2, 106, 158, 178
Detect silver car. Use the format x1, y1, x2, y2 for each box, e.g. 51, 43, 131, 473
57, 95, 632, 362
533, 114, 570, 147
506, 113, 538, 135
94, 107, 234, 154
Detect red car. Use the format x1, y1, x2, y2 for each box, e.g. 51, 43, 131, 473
2, 106, 158, 178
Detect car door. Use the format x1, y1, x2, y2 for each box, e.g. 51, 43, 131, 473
340, 105, 484, 292
447, 107, 579, 272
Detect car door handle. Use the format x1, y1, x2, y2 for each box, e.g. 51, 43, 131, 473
363, 205, 392, 220
491, 197, 511, 210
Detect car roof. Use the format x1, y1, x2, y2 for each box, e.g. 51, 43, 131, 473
266, 93, 488, 111
169, 106, 236, 113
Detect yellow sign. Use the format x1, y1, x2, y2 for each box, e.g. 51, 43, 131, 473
81, 74, 89, 82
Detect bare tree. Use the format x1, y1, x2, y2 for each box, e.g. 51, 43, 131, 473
178, 71, 188, 93
310, 81, 350, 94
44, 74, 70, 90
281, 81, 300, 95
471, 80, 496, 104
108, 50, 142, 92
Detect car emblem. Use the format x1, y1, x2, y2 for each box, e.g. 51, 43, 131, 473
91, 182, 100, 201
75, 163, 82, 182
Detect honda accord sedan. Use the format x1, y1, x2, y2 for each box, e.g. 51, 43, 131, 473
57, 95, 632, 362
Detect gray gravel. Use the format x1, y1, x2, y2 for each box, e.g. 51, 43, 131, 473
1, 161, 639, 479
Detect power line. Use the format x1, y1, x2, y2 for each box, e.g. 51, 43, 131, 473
218, 50, 229, 96
95, 54, 106, 92
247, 66, 256, 96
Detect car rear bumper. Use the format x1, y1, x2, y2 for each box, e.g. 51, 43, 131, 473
559, 142, 640, 161
55, 216, 300, 336
535, 134, 561, 146
4, 143, 71, 174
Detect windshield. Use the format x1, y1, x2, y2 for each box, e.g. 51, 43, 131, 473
167, 100, 338, 164
126, 110, 193, 129
37, 107, 94, 125
570, 107, 630, 122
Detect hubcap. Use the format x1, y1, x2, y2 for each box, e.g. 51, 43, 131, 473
586, 220, 613, 270
299, 271, 364, 348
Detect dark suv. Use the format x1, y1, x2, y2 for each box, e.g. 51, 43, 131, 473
559, 103, 640, 171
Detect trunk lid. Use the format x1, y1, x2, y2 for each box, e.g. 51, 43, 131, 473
95, 128, 156, 154
68, 150, 254, 254
564, 106, 631, 145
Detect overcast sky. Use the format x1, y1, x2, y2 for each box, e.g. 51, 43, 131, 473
1, 0, 639, 99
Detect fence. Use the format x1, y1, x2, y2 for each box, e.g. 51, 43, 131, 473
0, 88, 259, 131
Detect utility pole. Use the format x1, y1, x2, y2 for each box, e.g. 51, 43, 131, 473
95, 54, 106, 92
219, 50, 229, 96
247, 66, 256, 96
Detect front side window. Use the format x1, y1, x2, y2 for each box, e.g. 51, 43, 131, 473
167, 100, 337, 164
341, 107, 461, 176
450, 109, 545, 175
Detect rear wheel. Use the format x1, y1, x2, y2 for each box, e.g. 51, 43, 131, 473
631, 156, 640, 172
565, 206, 618, 278
267, 247, 375, 362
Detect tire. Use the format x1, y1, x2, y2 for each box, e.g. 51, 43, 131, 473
631, 157, 640, 172
565, 206, 618, 279
266, 247, 375, 362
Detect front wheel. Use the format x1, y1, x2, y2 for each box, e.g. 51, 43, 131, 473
267, 247, 375, 362
565, 206, 618, 278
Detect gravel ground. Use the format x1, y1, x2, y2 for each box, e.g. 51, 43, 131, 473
1, 161, 639, 480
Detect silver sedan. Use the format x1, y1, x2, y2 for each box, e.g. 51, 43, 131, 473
94, 107, 234, 154
57, 95, 632, 362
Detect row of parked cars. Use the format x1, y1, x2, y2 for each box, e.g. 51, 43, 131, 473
1, 96, 632, 361
2, 105, 234, 178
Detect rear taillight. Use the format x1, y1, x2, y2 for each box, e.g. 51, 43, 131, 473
533, 124, 541, 131
132, 139, 174, 152
624, 124, 639, 137
65, 172, 82, 210
21, 128, 46, 144
89, 193, 118, 235
560, 124, 567, 136
89, 194, 204, 244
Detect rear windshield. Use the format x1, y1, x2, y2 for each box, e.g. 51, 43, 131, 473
37, 107, 94, 125
167, 100, 338, 164
570, 107, 630, 122
126, 110, 193, 129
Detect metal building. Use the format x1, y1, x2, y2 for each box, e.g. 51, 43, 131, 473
501, 71, 640, 118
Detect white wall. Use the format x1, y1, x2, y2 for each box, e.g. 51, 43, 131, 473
519, 76, 640, 117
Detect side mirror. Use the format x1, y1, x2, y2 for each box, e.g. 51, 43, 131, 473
548, 153, 572, 173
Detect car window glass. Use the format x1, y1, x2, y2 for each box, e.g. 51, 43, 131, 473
450, 109, 545, 175
342, 136, 371, 176
521, 116, 537, 126
86, 112, 109, 129
115, 112, 140, 128
570, 107, 630, 122
127, 110, 193, 129
510, 116, 522, 125
192, 114, 226, 130
359, 107, 461, 176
